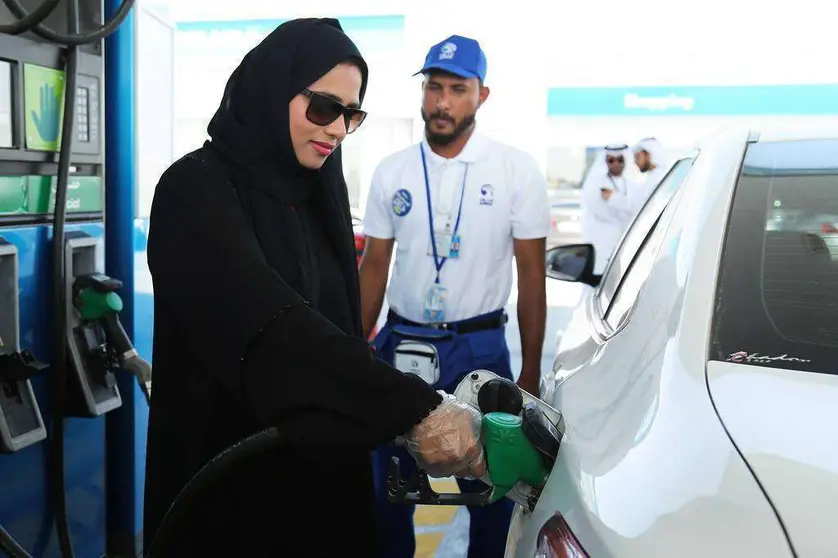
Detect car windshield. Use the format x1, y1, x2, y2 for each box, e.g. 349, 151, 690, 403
710, 138, 838, 374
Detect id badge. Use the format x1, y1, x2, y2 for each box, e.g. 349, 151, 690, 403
427, 232, 461, 259
448, 234, 461, 259
424, 284, 448, 323
394, 340, 440, 384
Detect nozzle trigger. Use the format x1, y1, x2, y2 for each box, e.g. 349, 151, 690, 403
386, 457, 493, 507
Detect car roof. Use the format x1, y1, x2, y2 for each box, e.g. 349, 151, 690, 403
749, 124, 838, 144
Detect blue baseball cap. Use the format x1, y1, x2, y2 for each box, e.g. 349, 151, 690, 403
414, 35, 487, 82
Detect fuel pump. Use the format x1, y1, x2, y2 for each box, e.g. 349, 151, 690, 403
0, 0, 139, 556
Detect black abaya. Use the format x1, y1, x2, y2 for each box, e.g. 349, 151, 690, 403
142, 18, 442, 557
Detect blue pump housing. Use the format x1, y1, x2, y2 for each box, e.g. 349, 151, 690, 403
0, 0, 151, 555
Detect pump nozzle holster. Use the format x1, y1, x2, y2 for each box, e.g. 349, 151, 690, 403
72, 273, 152, 391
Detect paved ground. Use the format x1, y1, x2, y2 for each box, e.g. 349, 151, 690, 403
376, 275, 586, 557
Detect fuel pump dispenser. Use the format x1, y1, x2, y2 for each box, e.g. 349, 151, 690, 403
0, 0, 142, 556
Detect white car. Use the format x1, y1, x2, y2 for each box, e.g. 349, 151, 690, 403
505, 126, 838, 557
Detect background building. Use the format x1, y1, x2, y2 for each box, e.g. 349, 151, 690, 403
154, 0, 833, 215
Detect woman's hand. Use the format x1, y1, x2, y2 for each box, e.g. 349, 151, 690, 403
402, 392, 486, 479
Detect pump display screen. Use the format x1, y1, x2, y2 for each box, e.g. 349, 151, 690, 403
0, 61, 11, 148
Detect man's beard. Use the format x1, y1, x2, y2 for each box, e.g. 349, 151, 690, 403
421, 108, 476, 146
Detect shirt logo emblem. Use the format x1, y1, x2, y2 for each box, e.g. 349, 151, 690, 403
479, 184, 494, 206
392, 189, 412, 217
439, 42, 457, 61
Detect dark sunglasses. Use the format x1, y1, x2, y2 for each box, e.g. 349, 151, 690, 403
301, 89, 367, 134
606, 157, 625, 164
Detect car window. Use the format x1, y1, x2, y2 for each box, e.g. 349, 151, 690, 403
604, 184, 685, 330
710, 138, 838, 374
597, 157, 697, 314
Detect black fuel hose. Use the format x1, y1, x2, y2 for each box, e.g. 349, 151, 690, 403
0, 0, 134, 45
0, 0, 60, 35
48, 1, 80, 554
143, 427, 285, 558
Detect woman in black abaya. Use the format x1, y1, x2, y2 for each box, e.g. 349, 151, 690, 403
142, 18, 484, 557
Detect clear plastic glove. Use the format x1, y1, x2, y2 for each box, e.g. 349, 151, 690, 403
402, 392, 486, 479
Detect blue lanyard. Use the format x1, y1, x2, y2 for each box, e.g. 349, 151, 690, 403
420, 144, 468, 284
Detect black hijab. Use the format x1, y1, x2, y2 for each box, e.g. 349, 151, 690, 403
203, 18, 368, 335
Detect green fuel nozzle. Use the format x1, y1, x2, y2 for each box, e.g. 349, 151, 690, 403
72, 273, 152, 399
482, 411, 549, 502
387, 376, 563, 511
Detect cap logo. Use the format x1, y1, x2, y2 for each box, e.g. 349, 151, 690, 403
438, 42, 457, 60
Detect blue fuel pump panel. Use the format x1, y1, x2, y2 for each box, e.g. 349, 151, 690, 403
0, 23, 112, 557
1, 1, 169, 555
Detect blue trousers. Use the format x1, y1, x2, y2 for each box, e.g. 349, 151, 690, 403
371, 311, 515, 558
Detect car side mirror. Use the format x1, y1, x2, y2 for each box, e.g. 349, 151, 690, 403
545, 244, 601, 287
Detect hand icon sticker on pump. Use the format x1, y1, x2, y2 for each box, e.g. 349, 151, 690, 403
23, 63, 65, 151
32, 84, 60, 143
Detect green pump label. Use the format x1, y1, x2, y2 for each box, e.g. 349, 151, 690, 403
0, 176, 102, 215
23, 63, 66, 152
0, 176, 28, 214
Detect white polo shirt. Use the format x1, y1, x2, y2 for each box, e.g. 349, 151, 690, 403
363, 131, 551, 323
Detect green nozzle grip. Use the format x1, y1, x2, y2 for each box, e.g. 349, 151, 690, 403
78, 288, 123, 321
483, 412, 548, 502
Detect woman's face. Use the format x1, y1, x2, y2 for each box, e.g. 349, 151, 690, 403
289, 62, 364, 170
